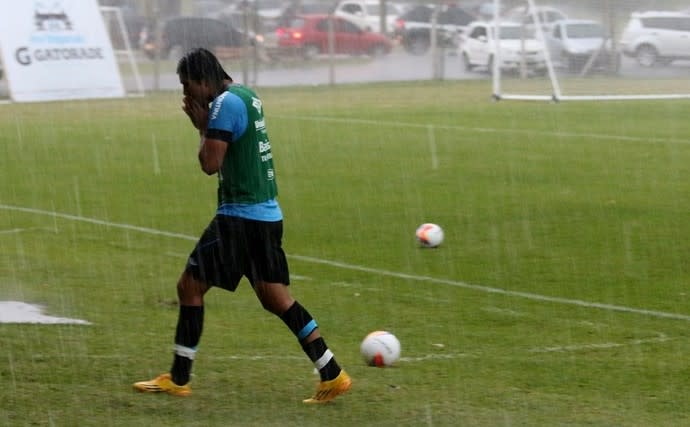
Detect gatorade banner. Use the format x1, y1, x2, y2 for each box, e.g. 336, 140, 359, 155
0, 0, 124, 102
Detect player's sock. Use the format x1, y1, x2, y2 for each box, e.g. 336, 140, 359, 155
301, 337, 341, 381
170, 305, 204, 385
280, 301, 342, 381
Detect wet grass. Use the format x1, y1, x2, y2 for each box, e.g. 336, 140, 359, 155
0, 81, 688, 426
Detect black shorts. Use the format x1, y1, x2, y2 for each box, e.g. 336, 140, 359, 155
185, 215, 290, 291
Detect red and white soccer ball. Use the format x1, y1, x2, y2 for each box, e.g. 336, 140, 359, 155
360, 331, 401, 367
416, 223, 444, 248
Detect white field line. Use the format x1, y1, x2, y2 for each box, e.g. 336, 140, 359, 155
31, 332, 676, 362
271, 115, 690, 146
0, 228, 30, 234
289, 254, 690, 322
0, 226, 53, 234
1, 203, 689, 323
426, 124, 438, 170
528, 333, 673, 354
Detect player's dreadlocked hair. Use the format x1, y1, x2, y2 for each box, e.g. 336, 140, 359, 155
176, 48, 231, 84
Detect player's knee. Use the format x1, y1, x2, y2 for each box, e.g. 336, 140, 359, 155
259, 298, 281, 315
177, 273, 205, 305
176, 278, 187, 300
254, 282, 293, 315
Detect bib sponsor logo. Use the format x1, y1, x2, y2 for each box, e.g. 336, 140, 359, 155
259, 140, 272, 161
252, 97, 262, 113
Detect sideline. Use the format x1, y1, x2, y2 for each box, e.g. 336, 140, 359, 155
1, 203, 689, 323
271, 114, 690, 146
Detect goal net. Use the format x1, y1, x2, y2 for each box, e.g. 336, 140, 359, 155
487, 0, 690, 101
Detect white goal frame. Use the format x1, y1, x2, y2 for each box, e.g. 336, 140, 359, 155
100, 6, 144, 97
491, 0, 690, 102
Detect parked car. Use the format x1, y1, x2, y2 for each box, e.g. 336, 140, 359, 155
276, 14, 393, 59
619, 11, 690, 67
264, 1, 336, 54
278, 1, 335, 27
461, 21, 547, 74
545, 19, 619, 73
334, 0, 405, 34
504, 5, 568, 34
139, 16, 261, 61
393, 4, 476, 55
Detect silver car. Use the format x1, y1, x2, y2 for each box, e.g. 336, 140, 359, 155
545, 19, 619, 73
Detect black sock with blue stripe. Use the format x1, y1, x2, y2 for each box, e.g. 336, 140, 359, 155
280, 301, 341, 381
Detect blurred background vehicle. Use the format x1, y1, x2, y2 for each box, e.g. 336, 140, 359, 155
262, 1, 337, 56
545, 19, 619, 73
393, 3, 476, 55
504, 4, 568, 33
275, 14, 393, 59
619, 10, 690, 67
461, 21, 546, 74
139, 15, 262, 61
334, 0, 406, 35
277, 1, 335, 27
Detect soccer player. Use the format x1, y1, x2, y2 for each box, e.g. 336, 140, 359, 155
133, 48, 351, 403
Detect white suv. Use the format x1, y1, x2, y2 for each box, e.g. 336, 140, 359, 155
620, 11, 690, 67
461, 21, 546, 74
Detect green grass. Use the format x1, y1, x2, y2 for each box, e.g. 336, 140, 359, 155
0, 81, 688, 426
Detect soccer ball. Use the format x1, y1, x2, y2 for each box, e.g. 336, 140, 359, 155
416, 223, 444, 248
360, 331, 401, 367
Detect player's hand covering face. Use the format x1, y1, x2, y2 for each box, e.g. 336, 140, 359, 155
182, 95, 209, 131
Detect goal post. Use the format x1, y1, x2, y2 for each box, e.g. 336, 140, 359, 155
490, 0, 690, 102
100, 6, 145, 97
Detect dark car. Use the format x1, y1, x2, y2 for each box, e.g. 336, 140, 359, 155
394, 4, 476, 55
140, 16, 259, 60
276, 14, 393, 59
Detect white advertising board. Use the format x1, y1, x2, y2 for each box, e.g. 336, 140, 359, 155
0, 0, 124, 102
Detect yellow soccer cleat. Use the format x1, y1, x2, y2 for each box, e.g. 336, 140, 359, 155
133, 373, 192, 397
303, 370, 352, 404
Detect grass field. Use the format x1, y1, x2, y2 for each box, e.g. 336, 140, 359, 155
0, 80, 688, 426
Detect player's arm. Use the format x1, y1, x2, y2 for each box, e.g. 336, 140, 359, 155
198, 135, 229, 175
182, 95, 229, 175
195, 92, 245, 175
